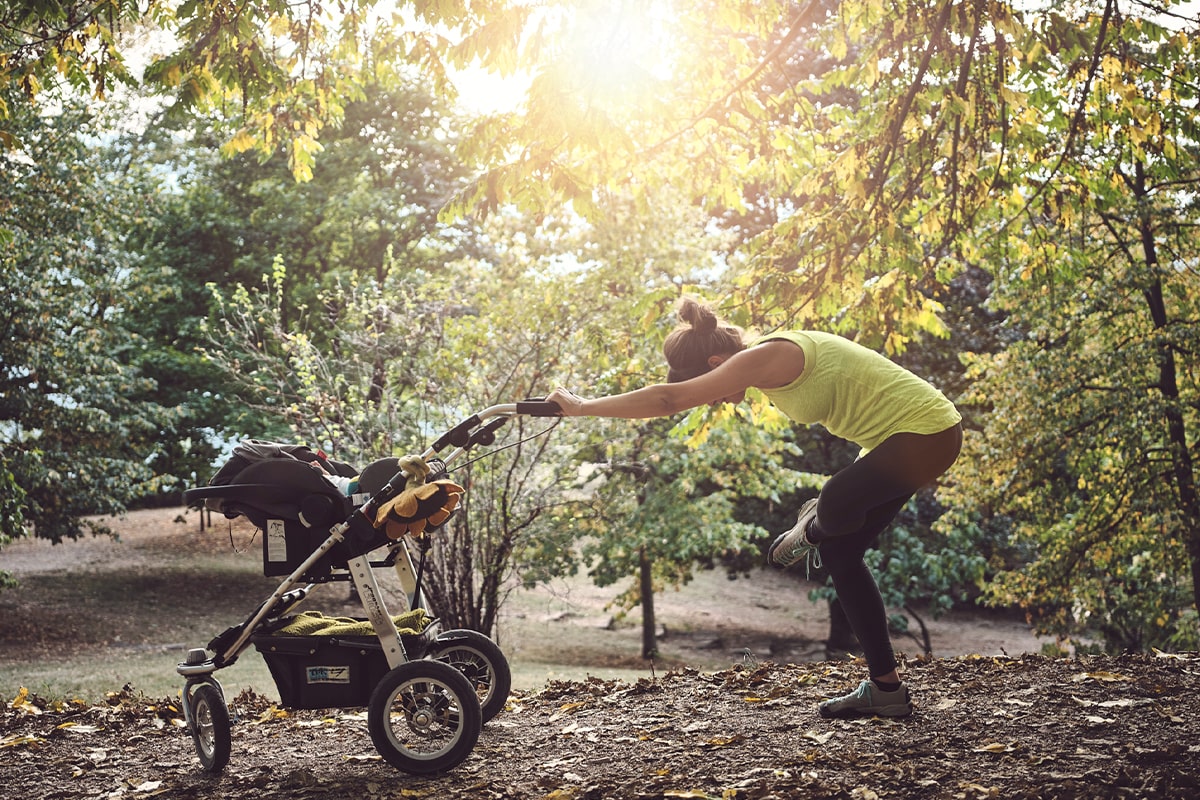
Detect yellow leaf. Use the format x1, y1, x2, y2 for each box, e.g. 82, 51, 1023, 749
10, 687, 41, 716
254, 707, 290, 723
1, 733, 46, 748
1072, 671, 1130, 683
702, 734, 745, 748
557, 701, 588, 713
222, 129, 256, 156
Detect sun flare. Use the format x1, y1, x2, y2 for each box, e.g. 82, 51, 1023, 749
550, 1, 681, 107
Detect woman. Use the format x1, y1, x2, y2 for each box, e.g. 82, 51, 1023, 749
547, 297, 962, 718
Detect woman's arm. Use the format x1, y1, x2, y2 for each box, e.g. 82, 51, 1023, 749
548, 382, 704, 419
548, 339, 803, 419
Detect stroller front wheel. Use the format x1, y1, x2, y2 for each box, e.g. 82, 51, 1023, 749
366, 660, 482, 774
185, 682, 231, 773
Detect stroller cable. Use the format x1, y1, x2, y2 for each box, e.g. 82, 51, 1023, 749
446, 418, 561, 473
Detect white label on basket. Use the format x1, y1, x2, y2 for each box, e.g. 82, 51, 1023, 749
267, 519, 287, 562
307, 666, 351, 684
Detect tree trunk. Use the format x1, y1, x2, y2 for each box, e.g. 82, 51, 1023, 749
639, 547, 658, 659
1135, 199, 1200, 621
903, 603, 934, 657
825, 597, 861, 659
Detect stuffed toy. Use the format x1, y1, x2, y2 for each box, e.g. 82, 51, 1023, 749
372, 455, 464, 539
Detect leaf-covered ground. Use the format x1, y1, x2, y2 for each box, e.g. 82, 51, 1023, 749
3, 651, 1198, 799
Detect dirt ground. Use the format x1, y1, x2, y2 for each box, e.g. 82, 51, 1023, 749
2, 509, 1199, 799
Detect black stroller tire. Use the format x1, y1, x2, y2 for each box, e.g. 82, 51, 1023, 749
366, 660, 482, 774
427, 629, 512, 723
187, 682, 231, 773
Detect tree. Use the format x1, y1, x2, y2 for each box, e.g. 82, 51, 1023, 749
10, 0, 1199, 648
942, 5, 1200, 650
568, 413, 803, 659
0, 94, 175, 553
493, 192, 808, 659
130, 75, 476, 487
412, 249, 586, 635
0, 1, 520, 181
0, 1, 143, 139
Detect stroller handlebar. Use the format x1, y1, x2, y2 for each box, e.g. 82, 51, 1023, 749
428, 399, 562, 453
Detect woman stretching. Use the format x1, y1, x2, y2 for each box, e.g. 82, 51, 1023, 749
547, 297, 962, 718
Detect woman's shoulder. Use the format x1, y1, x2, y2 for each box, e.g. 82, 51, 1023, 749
741, 335, 807, 388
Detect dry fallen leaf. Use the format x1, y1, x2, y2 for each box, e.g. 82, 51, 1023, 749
254, 707, 290, 724
9, 688, 42, 716
1, 733, 46, 748
1072, 671, 1130, 683
701, 734, 745, 748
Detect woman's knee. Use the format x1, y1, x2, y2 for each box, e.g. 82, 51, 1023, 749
813, 493, 864, 539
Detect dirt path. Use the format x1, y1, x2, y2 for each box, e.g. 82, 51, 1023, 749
4, 653, 1199, 799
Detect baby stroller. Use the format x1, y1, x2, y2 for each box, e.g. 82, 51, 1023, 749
178, 400, 562, 775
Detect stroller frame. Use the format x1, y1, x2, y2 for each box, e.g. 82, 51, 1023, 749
178, 400, 561, 775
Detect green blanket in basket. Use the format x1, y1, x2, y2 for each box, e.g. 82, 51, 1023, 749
274, 609, 430, 637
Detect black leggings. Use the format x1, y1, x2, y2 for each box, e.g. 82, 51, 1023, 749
808, 423, 963, 678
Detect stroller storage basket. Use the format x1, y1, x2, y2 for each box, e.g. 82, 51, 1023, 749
255, 630, 431, 709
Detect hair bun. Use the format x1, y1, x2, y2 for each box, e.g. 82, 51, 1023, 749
678, 297, 718, 334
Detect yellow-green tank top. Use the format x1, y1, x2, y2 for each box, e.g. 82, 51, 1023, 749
754, 331, 961, 453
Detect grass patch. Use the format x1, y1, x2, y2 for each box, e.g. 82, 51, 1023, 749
0, 646, 278, 704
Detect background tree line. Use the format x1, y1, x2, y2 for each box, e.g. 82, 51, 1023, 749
1, 0, 1197, 654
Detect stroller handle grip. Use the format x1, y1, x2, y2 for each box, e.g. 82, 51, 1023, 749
515, 399, 563, 417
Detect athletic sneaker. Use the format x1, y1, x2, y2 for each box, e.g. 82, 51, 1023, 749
819, 679, 913, 719
768, 498, 821, 573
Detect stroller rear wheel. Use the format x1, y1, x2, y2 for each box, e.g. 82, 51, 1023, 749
427, 629, 512, 723
366, 660, 482, 774
185, 682, 231, 773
